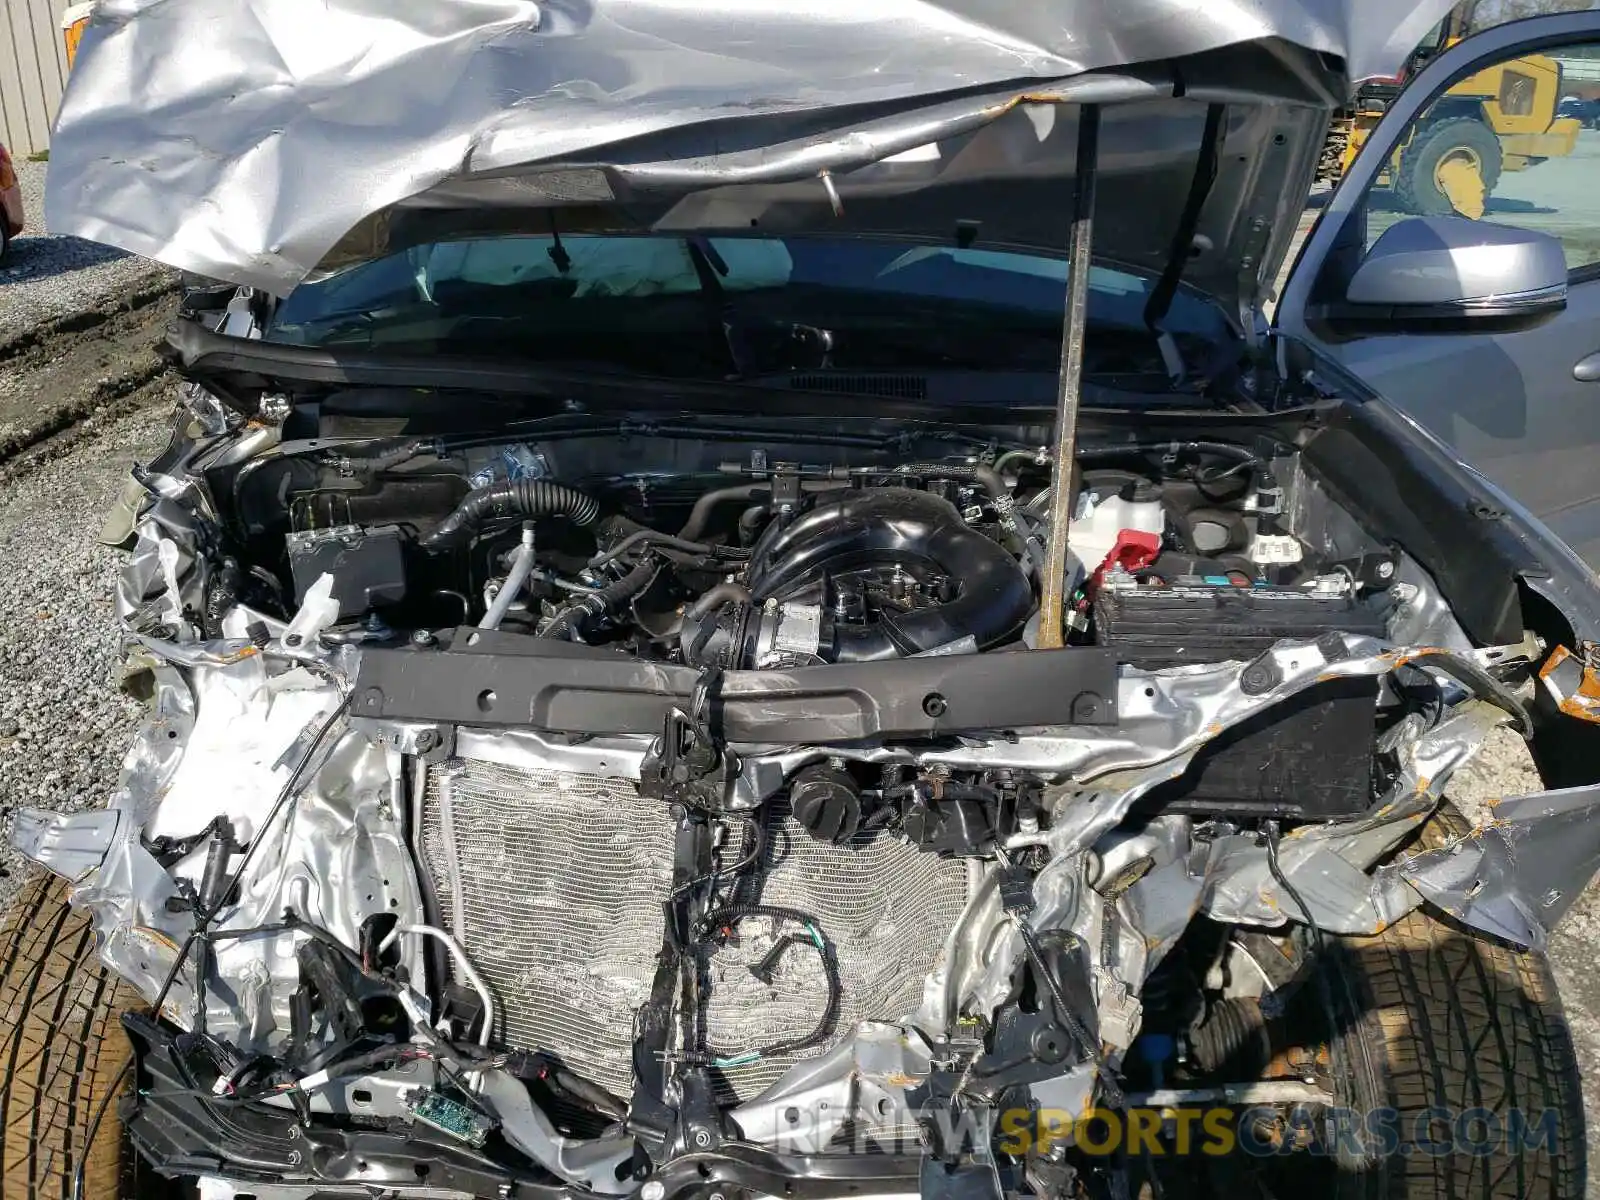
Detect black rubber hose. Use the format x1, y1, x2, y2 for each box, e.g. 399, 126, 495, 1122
421, 479, 599, 549
542, 558, 657, 640
679, 484, 761, 542
363, 438, 436, 475
687, 582, 753, 620
588, 529, 712, 570
1084, 440, 1262, 464
881, 461, 1007, 504
1404, 648, 1534, 738
678, 480, 852, 543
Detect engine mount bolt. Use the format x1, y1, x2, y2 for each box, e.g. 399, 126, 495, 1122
643, 1182, 667, 1200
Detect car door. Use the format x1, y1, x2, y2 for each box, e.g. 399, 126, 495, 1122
1278, 11, 1600, 568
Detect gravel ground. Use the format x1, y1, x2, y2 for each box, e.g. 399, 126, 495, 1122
0, 404, 165, 888
0, 157, 173, 341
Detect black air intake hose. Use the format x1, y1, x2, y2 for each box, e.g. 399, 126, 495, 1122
542, 558, 657, 641
888, 460, 1006, 499
421, 479, 599, 549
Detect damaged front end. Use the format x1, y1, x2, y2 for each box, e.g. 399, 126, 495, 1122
17, 424, 1600, 1199
20, 1, 1600, 1193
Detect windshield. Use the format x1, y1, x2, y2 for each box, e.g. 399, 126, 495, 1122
266, 234, 1232, 385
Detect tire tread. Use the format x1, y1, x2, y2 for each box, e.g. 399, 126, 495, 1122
0, 872, 140, 1200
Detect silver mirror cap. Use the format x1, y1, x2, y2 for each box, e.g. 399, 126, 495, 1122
1347, 216, 1568, 311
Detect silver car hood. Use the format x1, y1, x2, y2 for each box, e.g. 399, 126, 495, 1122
48, 0, 1452, 305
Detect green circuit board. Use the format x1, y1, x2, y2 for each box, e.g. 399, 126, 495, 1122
404, 1088, 495, 1147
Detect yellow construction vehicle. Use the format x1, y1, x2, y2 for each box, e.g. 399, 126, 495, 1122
1315, 10, 1582, 219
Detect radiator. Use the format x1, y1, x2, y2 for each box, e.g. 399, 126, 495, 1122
420, 757, 969, 1103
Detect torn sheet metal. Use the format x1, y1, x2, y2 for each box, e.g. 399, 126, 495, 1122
12, 643, 424, 1050
8, 809, 120, 883
1401, 785, 1600, 950
932, 661, 1519, 1027
116, 497, 209, 637
48, 0, 1453, 296
1198, 699, 1515, 934
1539, 643, 1600, 724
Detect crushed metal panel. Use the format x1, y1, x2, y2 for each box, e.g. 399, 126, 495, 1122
1401, 784, 1600, 950
1539, 643, 1600, 724
46, 0, 1454, 293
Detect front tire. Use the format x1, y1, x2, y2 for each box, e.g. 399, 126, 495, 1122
0, 873, 142, 1199
1328, 809, 1586, 1199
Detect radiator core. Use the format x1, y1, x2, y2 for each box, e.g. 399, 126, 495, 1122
420, 756, 969, 1102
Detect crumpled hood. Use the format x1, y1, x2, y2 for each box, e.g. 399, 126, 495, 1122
48, 0, 1452, 301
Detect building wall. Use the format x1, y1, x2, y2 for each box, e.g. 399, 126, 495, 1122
0, 0, 72, 155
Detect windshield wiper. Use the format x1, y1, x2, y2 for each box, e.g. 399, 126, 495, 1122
683, 235, 745, 376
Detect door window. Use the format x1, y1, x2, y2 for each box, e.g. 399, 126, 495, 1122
1358, 42, 1600, 274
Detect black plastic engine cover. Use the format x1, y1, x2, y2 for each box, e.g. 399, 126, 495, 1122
746, 489, 1033, 661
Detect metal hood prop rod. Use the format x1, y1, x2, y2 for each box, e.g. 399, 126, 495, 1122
1037, 104, 1101, 649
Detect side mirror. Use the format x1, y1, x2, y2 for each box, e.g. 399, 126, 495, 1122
1317, 216, 1567, 332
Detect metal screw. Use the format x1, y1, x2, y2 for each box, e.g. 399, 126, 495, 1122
1376, 560, 1395, 580
642, 1182, 666, 1200
284, 632, 303, 648
411, 628, 435, 646
692, 1128, 712, 1148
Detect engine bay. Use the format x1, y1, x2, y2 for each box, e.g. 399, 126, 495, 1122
221, 425, 1387, 674
197, 419, 1412, 839
47, 405, 1568, 1198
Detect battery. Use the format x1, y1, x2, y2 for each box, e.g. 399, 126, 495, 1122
1092, 576, 1386, 669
